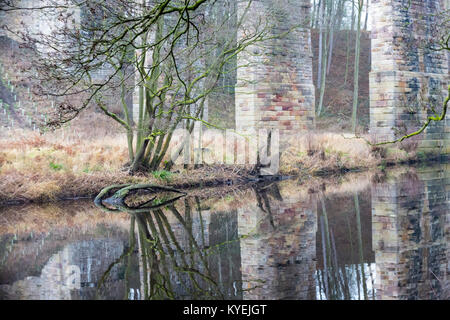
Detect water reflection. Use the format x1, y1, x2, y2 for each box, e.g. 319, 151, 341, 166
238, 183, 317, 299
0, 239, 125, 299
0, 164, 447, 300
315, 192, 376, 300
371, 166, 449, 300
126, 199, 241, 300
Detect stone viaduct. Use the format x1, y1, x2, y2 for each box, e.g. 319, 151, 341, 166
0, 0, 448, 155
371, 164, 449, 300
235, 0, 449, 156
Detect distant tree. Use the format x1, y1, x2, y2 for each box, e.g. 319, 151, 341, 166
316, 0, 330, 116
351, 0, 363, 133
363, 0, 368, 31
344, 0, 353, 85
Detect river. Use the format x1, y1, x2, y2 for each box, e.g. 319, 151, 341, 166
0, 162, 448, 300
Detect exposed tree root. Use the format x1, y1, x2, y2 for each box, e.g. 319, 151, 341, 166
94, 183, 187, 213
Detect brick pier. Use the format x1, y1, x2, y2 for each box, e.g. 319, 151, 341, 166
235, 0, 315, 136
370, 0, 449, 155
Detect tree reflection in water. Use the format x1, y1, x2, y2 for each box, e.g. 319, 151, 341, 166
94, 182, 295, 300
1, 166, 446, 300
316, 193, 376, 300
95, 191, 246, 300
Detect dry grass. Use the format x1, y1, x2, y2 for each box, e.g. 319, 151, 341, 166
0, 166, 375, 237
279, 132, 419, 176
0, 130, 147, 204
0, 126, 423, 205
0, 129, 253, 204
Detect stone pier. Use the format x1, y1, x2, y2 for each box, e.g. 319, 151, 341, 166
235, 0, 315, 135
370, 0, 449, 155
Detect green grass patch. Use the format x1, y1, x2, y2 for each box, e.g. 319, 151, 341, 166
152, 170, 173, 181
49, 162, 63, 171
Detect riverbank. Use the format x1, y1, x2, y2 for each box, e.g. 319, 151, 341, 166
0, 130, 445, 206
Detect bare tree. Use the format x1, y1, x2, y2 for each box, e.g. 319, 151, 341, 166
0, 0, 276, 174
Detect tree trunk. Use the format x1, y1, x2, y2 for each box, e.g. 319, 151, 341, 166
326, 0, 336, 74
317, 23, 328, 116
130, 139, 150, 174
364, 0, 369, 31
344, 29, 351, 85
311, 0, 317, 28
326, 33, 333, 75
315, 0, 322, 29
354, 192, 368, 300
317, 0, 325, 88
351, 0, 355, 31
351, 0, 363, 133
317, 0, 332, 116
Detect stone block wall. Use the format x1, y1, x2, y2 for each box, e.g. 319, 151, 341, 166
371, 165, 449, 299
235, 0, 315, 136
370, 0, 449, 155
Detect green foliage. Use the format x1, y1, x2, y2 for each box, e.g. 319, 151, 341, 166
378, 160, 387, 171
49, 162, 63, 171
338, 151, 350, 159
151, 197, 167, 206
152, 170, 173, 181
82, 165, 102, 173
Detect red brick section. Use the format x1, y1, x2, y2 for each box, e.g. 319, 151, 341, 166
235, 0, 315, 137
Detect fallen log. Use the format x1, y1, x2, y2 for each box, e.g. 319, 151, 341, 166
94, 183, 187, 213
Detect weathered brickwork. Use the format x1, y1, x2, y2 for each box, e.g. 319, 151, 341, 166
235, 0, 315, 135
370, 0, 449, 155
237, 189, 317, 299
371, 165, 449, 300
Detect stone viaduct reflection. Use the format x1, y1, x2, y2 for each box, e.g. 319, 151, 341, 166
0, 239, 126, 300
237, 183, 317, 299
0, 165, 447, 300
105, 164, 448, 300
371, 165, 449, 300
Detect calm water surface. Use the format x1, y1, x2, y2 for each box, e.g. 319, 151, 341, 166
0, 163, 448, 300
